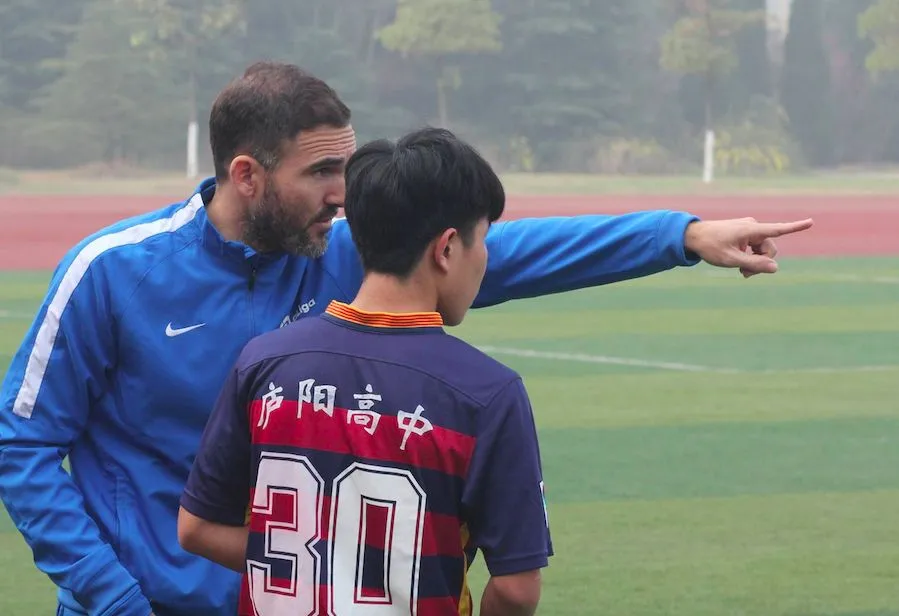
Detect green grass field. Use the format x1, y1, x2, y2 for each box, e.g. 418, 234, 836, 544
2, 257, 899, 614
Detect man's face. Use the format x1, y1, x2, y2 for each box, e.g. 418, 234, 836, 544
243, 125, 357, 257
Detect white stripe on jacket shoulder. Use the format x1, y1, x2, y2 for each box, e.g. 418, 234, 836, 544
12, 194, 203, 419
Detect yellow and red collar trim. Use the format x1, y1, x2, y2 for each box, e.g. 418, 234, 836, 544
325, 301, 443, 329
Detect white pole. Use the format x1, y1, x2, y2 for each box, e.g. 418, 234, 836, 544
186, 121, 199, 179
702, 128, 715, 184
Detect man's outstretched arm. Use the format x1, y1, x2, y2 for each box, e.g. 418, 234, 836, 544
474, 212, 814, 308
474, 210, 698, 308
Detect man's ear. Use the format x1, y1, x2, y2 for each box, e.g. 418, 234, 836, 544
431, 228, 458, 274
229, 155, 264, 199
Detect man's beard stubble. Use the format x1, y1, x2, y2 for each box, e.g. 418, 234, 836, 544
242, 182, 334, 258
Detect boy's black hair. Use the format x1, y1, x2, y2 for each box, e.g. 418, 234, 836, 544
343, 127, 505, 277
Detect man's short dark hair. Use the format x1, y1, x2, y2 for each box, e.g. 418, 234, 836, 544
343, 127, 505, 278
209, 61, 351, 179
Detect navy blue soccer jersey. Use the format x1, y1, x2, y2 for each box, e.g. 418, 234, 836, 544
181, 300, 553, 616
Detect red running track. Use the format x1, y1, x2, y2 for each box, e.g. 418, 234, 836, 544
0, 193, 896, 270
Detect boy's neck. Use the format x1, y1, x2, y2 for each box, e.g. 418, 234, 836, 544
350, 272, 439, 315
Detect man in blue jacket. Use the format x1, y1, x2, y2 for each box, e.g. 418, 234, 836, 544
0, 61, 812, 616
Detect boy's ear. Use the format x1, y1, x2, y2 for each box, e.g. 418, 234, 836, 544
431, 228, 458, 274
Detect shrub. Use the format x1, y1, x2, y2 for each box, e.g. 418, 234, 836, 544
591, 138, 692, 174
709, 96, 805, 176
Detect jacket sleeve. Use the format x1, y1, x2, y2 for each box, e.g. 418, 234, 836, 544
473, 210, 700, 308
0, 258, 153, 616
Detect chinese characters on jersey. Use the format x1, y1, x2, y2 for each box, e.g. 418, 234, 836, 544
259, 378, 434, 451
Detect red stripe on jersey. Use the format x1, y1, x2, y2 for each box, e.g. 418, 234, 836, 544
238, 580, 462, 616
360, 585, 387, 600
247, 491, 466, 559
362, 499, 392, 556
419, 512, 466, 558
417, 595, 464, 614
248, 399, 476, 478
247, 492, 332, 538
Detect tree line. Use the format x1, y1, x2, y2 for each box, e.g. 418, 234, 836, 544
2, 0, 899, 175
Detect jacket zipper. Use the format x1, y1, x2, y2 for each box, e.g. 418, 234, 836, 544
248, 264, 257, 335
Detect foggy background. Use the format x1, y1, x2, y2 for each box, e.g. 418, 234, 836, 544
1, 0, 898, 178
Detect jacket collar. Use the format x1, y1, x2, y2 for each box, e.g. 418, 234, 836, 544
193, 177, 283, 268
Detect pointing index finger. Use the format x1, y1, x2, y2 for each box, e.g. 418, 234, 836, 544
753, 218, 814, 238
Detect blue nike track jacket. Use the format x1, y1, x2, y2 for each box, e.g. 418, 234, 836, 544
0, 178, 699, 616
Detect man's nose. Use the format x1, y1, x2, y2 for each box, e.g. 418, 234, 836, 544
325, 178, 345, 208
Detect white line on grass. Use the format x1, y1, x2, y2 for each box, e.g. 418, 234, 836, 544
776, 365, 899, 374
703, 270, 899, 284
477, 346, 735, 373
827, 273, 899, 285
0, 310, 32, 320
477, 345, 899, 375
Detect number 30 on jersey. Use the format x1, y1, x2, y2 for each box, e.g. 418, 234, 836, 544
247, 452, 427, 615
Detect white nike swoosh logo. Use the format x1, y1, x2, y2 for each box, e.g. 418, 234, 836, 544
165, 322, 206, 337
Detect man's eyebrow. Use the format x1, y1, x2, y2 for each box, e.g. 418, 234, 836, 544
306, 157, 346, 172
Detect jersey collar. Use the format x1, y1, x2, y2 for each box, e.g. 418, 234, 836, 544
324, 301, 444, 330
